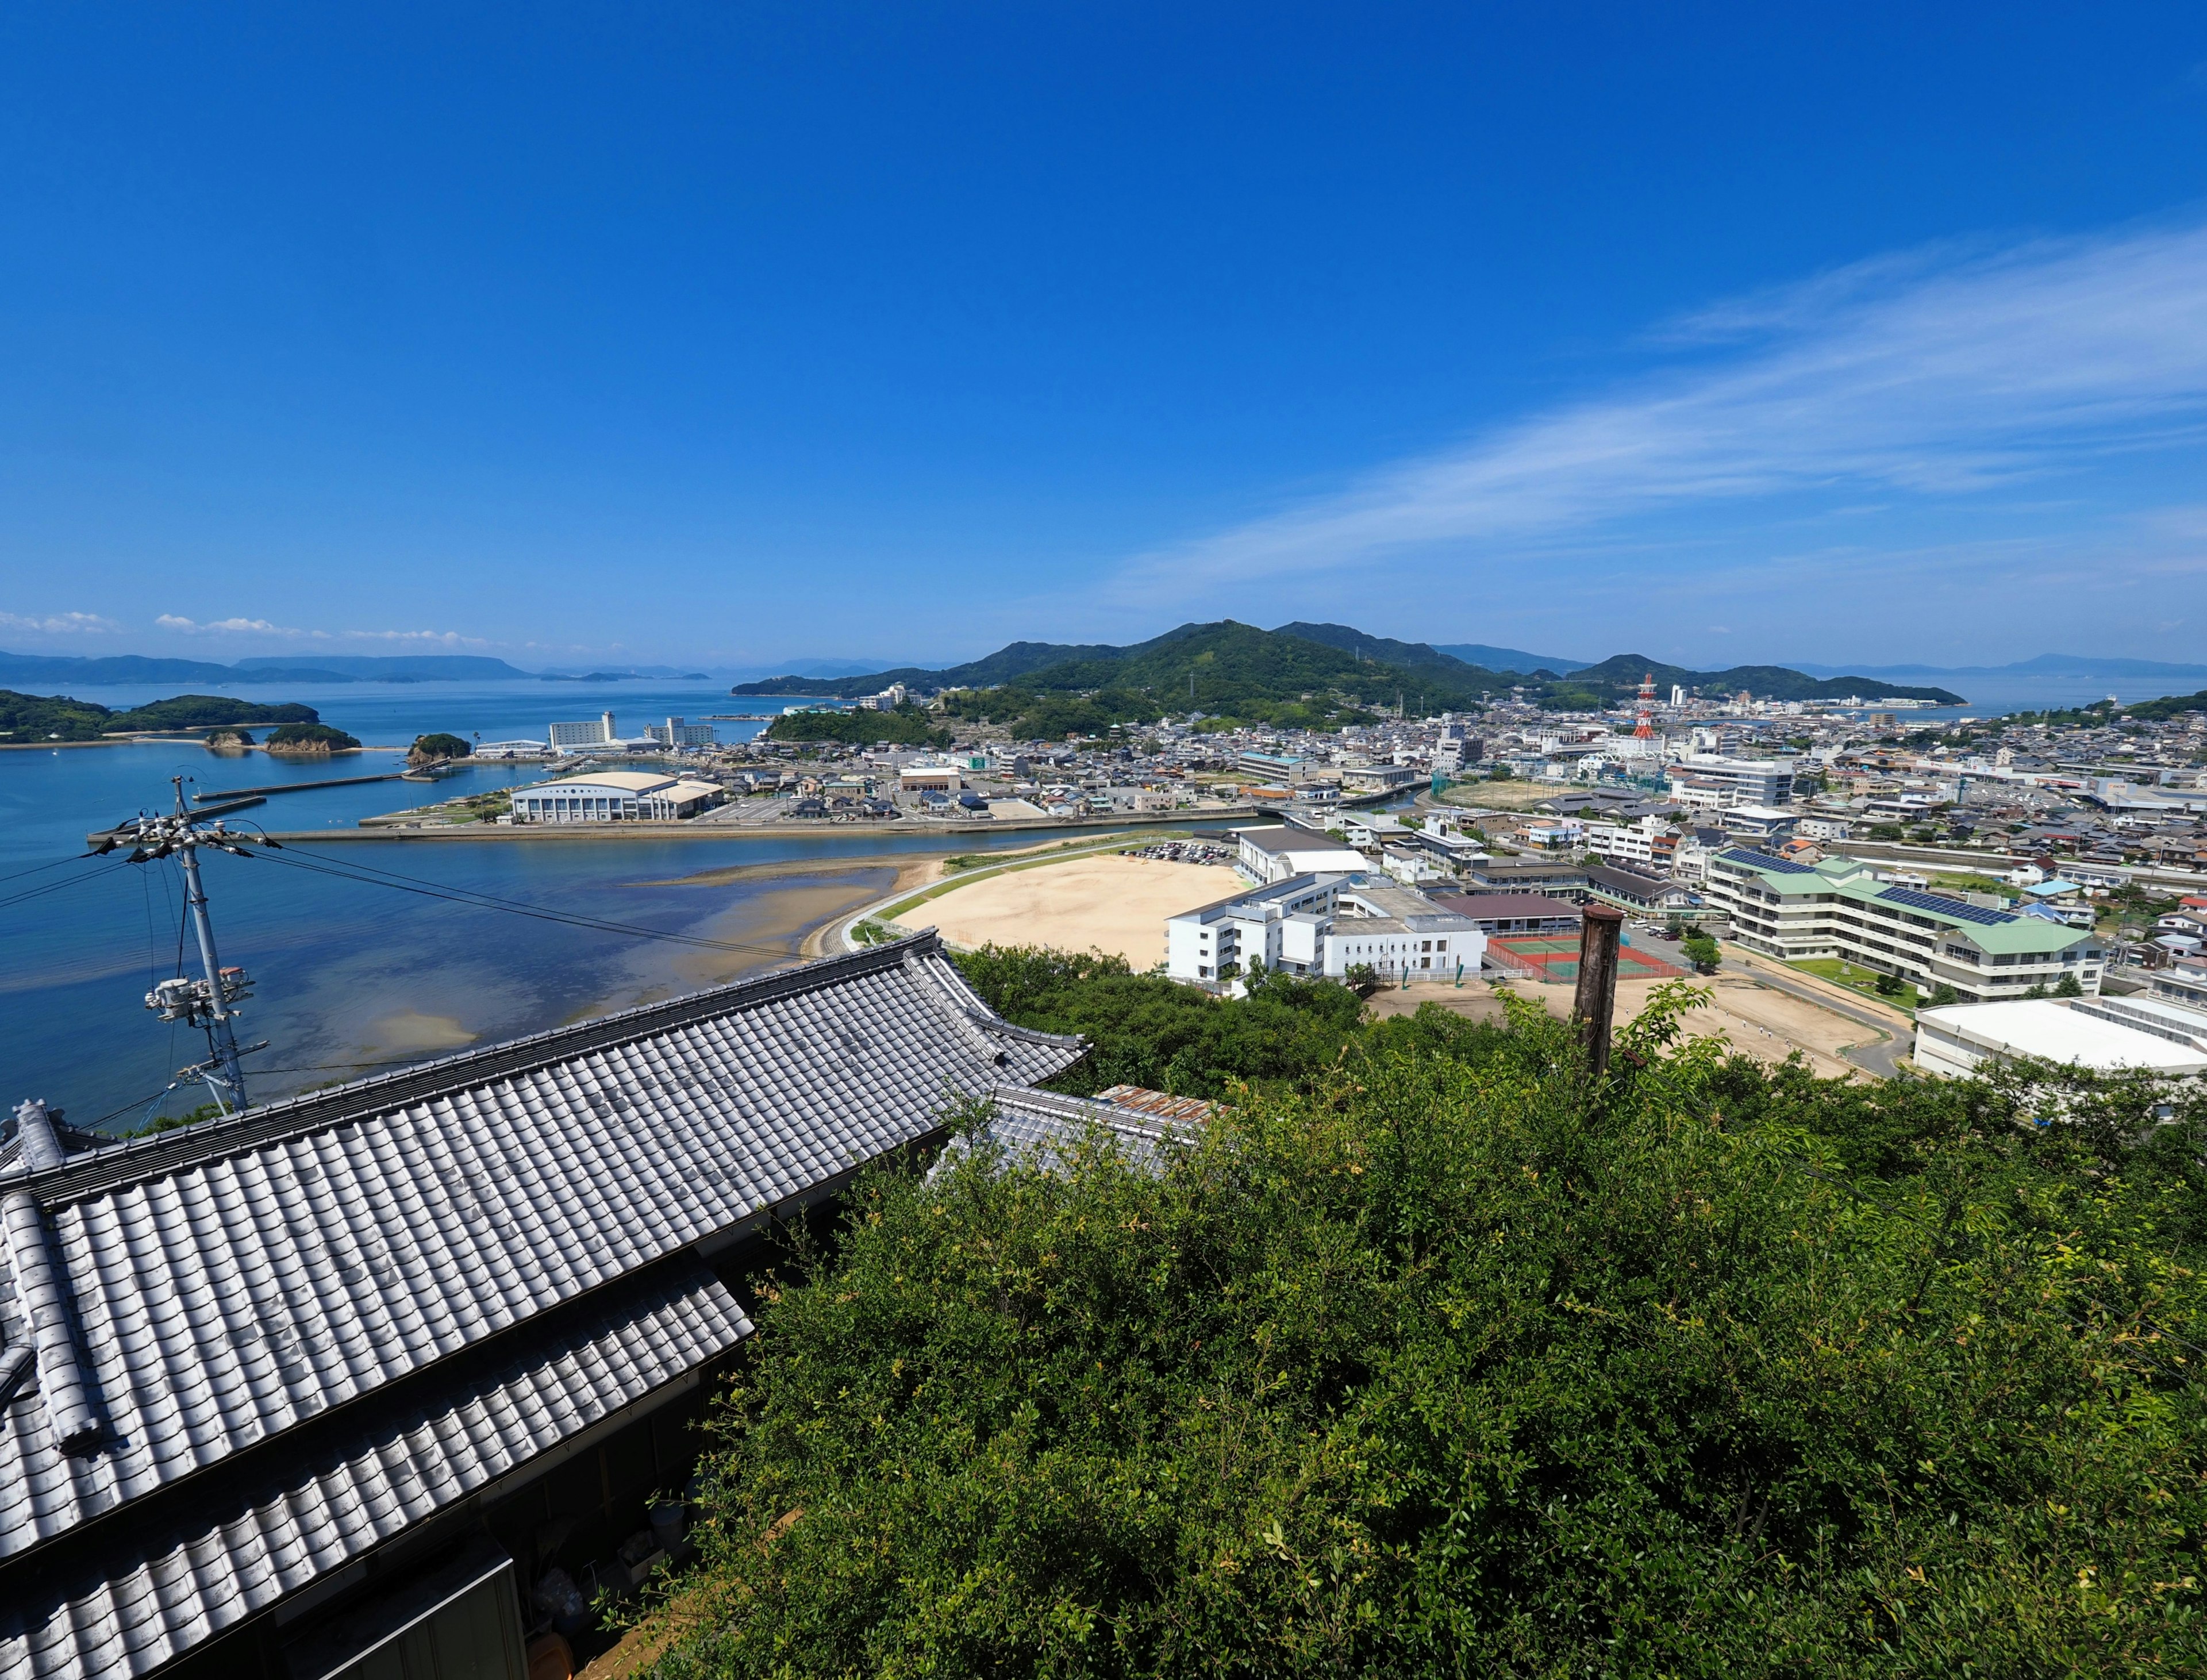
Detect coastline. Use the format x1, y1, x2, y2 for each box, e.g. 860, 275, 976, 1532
191, 806, 1266, 844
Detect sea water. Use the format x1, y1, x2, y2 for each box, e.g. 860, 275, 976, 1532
0, 682, 1138, 1131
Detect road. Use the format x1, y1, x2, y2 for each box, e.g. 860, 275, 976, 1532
1720, 952, 1910, 1079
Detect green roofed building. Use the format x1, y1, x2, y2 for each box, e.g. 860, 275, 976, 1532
1705, 849, 2105, 1003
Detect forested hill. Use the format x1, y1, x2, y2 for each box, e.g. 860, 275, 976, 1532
0, 691, 320, 742
736, 622, 1968, 711
1565, 655, 1964, 705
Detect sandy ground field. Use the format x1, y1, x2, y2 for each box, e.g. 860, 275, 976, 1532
1366, 971, 1887, 1079
918, 855, 1246, 968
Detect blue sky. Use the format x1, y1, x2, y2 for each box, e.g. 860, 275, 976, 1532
3, 3, 2206, 672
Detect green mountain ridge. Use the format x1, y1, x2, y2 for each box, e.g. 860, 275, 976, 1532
736, 624, 1967, 717
1568, 655, 1963, 705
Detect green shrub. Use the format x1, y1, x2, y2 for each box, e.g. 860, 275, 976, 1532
649, 999, 2207, 1677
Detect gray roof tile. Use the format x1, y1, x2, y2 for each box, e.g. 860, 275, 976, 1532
0, 935, 1082, 1679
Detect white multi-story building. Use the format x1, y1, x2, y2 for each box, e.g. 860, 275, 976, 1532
645, 717, 717, 748
548, 712, 618, 751
1663, 753, 1797, 810
1166, 875, 1483, 984
1705, 848, 2104, 1002
510, 771, 725, 824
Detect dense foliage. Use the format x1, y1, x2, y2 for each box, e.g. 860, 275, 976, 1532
264, 721, 362, 750
408, 731, 472, 761
2127, 689, 2207, 722
644, 967, 2207, 1676
765, 705, 952, 748
0, 689, 319, 740
956, 948, 1367, 1097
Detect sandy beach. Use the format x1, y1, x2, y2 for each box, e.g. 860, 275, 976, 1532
916, 854, 1245, 968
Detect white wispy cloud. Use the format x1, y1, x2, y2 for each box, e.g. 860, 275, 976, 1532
1115, 218, 2207, 599
155, 614, 487, 647
0, 610, 121, 634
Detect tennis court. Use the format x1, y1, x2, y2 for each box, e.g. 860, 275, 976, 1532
1487, 934, 1687, 984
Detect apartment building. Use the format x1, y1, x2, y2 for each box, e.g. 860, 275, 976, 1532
1663, 753, 1797, 810
1705, 849, 2104, 1001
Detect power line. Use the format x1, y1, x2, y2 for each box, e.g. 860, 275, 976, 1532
243, 844, 809, 963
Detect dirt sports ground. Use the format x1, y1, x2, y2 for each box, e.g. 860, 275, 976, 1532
918, 854, 1245, 970
1365, 971, 1886, 1081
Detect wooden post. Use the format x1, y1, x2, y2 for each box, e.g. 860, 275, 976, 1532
1572, 902, 1625, 1078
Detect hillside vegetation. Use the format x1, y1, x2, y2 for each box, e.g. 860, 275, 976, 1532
736, 621, 1967, 718
764, 704, 952, 748
638, 955, 2207, 1677
0, 690, 321, 741
2127, 688, 2207, 721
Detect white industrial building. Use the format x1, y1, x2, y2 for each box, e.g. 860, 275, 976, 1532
1913, 997, 2207, 1079
1167, 874, 1483, 985
1234, 825, 1368, 885
510, 770, 725, 824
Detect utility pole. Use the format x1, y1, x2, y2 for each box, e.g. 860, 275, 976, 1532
94, 778, 279, 1114
1572, 903, 1625, 1079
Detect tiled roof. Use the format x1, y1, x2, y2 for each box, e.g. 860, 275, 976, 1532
0, 933, 1082, 1680
941, 1086, 1208, 1178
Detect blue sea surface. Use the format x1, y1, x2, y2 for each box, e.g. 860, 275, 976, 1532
0, 682, 1162, 1132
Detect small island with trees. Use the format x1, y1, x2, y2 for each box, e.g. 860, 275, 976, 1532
407, 731, 472, 766
264, 722, 364, 755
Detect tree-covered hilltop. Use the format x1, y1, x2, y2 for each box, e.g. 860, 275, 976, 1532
2125, 687, 2207, 721
1567, 654, 1964, 706
921, 622, 1502, 738
264, 721, 362, 752
630, 954, 2205, 1677
407, 731, 472, 764
764, 703, 952, 748
735, 622, 1970, 717
0, 690, 321, 742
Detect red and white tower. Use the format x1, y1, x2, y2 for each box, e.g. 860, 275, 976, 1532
1634, 671, 1656, 740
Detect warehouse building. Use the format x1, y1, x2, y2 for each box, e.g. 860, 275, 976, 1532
510, 770, 724, 824
1913, 997, 2207, 1079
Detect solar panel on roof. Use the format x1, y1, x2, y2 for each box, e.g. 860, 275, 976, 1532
1721, 848, 1817, 874
1877, 886, 2016, 926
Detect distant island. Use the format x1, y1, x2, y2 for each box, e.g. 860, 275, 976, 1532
0, 651, 539, 686
733, 620, 1966, 733
0, 690, 323, 743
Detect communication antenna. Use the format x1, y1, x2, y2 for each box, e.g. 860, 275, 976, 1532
91, 776, 279, 1115
1635, 671, 1656, 740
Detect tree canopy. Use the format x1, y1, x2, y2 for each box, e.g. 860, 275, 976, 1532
764, 705, 952, 748
637, 963, 2207, 1677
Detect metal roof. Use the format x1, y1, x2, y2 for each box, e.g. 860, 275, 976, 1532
0, 933, 1081, 1680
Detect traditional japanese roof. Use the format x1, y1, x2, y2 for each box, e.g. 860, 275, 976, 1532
0, 933, 1081, 1680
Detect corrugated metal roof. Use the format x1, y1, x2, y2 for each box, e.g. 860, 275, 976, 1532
0, 933, 1082, 1680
